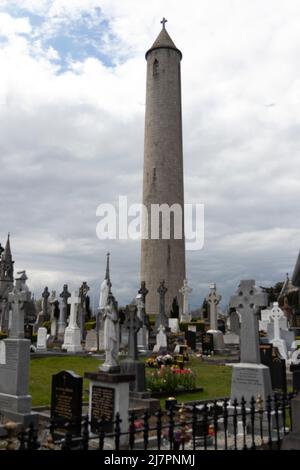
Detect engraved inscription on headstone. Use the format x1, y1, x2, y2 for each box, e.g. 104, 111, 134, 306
51, 370, 83, 435
91, 386, 115, 432
234, 368, 263, 387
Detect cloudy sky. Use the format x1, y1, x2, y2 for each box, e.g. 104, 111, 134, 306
1, 0, 300, 311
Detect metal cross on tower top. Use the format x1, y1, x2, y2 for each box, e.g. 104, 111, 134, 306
161, 17, 167, 29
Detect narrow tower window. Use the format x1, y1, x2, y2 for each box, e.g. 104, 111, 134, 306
153, 59, 159, 77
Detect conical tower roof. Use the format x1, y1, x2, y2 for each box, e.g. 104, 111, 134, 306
146, 19, 182, 59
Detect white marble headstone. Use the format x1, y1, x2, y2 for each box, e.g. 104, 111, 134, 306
37, 327, 47, 351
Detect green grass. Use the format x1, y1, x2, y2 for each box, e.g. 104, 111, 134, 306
29, 356, 100, 406
29, 355, 232, 407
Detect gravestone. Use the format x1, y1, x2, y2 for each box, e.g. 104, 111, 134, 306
62, 291, 82, 353
24, 324, 33, 341
290, 364, 300, 392
153, 324, 167, 352
229, 280, 272, 403
85, 330, 98, 352
281, 391, 300, 449
120, 304, 146, 393
229, 310, 240, 335
201, 332, 214, 355
90, 385, 115, 433
136, 293, 148, 350
271, 348, 287, 393
206, 283, 222, 330
185, 330, 196, 350
260, 344, 287, 393
0, 276, 38, 425
58, 285, 71, 339
79, 281, 90, 341
207, 329, 224, 352
269, 302, 288, 359
169, 318, 180, 333
36, 327, 47, 352
179, 279, 192, 323
155, 281, 168, 331
49, 290, 59, 338
51, 370, 83, 435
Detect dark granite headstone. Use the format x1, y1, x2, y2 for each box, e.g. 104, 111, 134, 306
51, 370, 83, 435
201, 333, 214, 355
185, 330, 196, 350
90, 385, 115, 433
260, 343, 273, 369
260, 344, 287, 393
24, 324, 33, 340
271, 348, 287, 393
290, 364, 300, 392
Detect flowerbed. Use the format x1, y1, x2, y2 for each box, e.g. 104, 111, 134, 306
146, 365, 196, 393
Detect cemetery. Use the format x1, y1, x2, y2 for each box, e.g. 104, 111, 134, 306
1, 8, 300, 454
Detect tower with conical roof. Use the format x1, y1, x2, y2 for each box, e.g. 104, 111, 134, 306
0, 234, 14, 296
0, 234, 14, 331
141, 19, 186, 316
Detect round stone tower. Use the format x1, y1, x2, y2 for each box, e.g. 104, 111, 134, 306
141, 19, 186, 316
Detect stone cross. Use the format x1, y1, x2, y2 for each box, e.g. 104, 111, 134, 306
125, 304, 142, 360
270, 302, 288, 359
8, 287, 31, 339
179, 279, 192, 319
67, 290, 80, 328
206, 283, 222, 330
229, 280, 268, 364
138, 281, 149, 327
79, 281, 90, 337
161, 17, 167, 29
155, 281, 168, 330
42, 286, 50, 321
270, 302, 284, 341
59, 284, 71, 328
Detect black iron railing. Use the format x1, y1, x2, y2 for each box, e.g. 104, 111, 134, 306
0, 392, 296, 451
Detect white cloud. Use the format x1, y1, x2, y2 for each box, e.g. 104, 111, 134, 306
0, 1, 300, 309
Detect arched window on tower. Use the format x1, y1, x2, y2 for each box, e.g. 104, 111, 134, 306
153, 59, 159, 77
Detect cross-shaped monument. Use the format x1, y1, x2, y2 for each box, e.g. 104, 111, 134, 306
229, 280, 272, 403
42, 286, 50, 321
62, 290, 82, 352
229, 280, 268, 363
270, 302, 288, 359
125, 304, 142, 361
206, 283, 221, 330
8, 285, 31, 339
179, 279, 192, 323
58, 284, 71, 337
161, 17, 167, 29
79, 281, 90, 339
155, 280, 168, 330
